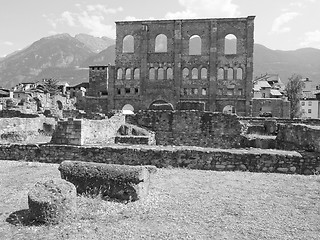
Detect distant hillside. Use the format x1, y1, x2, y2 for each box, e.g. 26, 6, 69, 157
1, 33, 320, 88
253, 44, 320, 82
0, 33, 95, 87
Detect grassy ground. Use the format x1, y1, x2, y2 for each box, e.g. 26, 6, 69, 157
0, 160, 319, 240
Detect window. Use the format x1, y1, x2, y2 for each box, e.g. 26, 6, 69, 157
192, 88, 198, 95
117, 88, 121, 95
117, 68, 123, 79
218, 68, 224, 80
224, 34, 237, 54
155, 34, 167, 52
189, 35, 201, 55
123, 35, 134, 53
200, 68, 207, 79
192, 68, 198, 79
308, 101, 312, 106
236, 68, 243, 79
135, 88, 139, 94
158, 68, 164, 80
125, 68, 131, 80
308, 109, 312, 113
134, 68, 140, 80
227, 68, 233, 80
167, 68, 173, 80
182, 68, 189, 79
202, 88, 207, 95
149, 68, 155, 80
237, 88, 243, 96
183, 88, 188, 95
301, 101, 305, 106
227, 89, 234, 96
125, 88, 131, 94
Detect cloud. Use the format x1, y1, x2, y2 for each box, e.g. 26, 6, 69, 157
45, 4, 122, 38
61, 11, 76, 26
301, 30, 320, 48
165, 0, 239, 19
3, 41, 14, 46
271, 12, 300, 33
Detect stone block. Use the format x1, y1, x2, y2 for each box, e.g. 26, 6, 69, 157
28, 179, 76, 225
59, 161, 150, 201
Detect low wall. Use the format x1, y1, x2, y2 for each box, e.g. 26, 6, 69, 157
0, 144, 319, 175
0, 116, 56, 136
276, 123, 320, 152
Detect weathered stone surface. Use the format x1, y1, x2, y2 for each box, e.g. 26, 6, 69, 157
0, 144, 319, 175
28, 179, 76, 225
276, 123, 320, 152
59, 161, 150, 201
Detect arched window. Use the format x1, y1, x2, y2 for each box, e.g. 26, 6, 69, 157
192, 68, 198, 79
236, 67, 243, 79
189, 35, 201, 55
125, 68, 131, 80
158, 68, 164, 80
134, 68, 140, 80
227, 68, 234, 80
217, 68, 224, 80
123, 35, 134, 53
155, 34, 167, 52
201, 68, 207, 79
117, 68, 123, 79
182, 68, 189, 79
149, 68, 155, 80
224, 34, 237, 55
167, 68, 173, 80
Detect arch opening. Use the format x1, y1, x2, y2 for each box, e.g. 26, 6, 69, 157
148, 100, 174, 111
224, 34, 237, 55
155, 34, 167, 52
189, 35, 201, 55
123, 35, 134, 53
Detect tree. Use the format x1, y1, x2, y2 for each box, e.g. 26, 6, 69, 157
42, 78, 59, 96
285, 74, 304, 119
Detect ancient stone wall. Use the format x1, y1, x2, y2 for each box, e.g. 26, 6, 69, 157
127, 110, 246, 148
51, 114, 125, 145
0, 144, 318, 175
76, 96, 109, 114
87, 66, 109, 97
0, 116, 56, 142
103, 17, 255, 115
276, 123, 320, 152
252, 98, 290, 118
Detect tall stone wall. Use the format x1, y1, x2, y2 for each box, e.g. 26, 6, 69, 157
0, 144, 318, 175
105, 16, 255, 115
127, 110, 246, 148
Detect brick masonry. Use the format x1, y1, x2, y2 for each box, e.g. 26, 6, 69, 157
88, 17, 255, 115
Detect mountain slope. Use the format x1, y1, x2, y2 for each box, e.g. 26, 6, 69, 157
0, 33, 95, 87
253, 44, 320, 82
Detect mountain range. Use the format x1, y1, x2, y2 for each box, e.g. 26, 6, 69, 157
1, 33, 320, 88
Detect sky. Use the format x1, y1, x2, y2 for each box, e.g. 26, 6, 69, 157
0, 0, 320, 57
